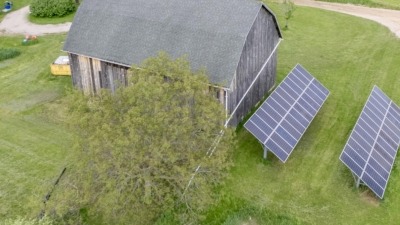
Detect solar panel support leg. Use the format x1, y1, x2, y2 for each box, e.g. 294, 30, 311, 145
262, 145, 268, 159
356, 178, 361, 188
352, 173, 361, 188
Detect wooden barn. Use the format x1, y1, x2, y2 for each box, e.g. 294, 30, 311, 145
63, 0, 282, 126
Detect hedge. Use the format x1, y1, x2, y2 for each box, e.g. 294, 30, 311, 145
30, 0, 77, 18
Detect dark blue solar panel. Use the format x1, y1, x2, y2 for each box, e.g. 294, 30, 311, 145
294, 65, 313, 82
269, 98, 287, 117
372, 144, 393, 165
281, 82, 300, 99
360, 113, 380, 131
339, 86, 400, 199
260, 105, 282, 124
251, 115, 273, 136
270, 132, 293, 154
273, 93, 291, 111
369, 95, 386, 115
298, 98, 317, 115
382, 123, 400, 146
301, 94, 319, 111
277, 87, 296, 105
288, 72, 307, 89
347, 138, 369, 160
286, 114, 305, 132
341, 151, 363, 177
381, 131, 397, 150
284, 76, 301, 92
311, 79, 330, 97
344, 146, 366, 169
362, 173, 384, 198
357, 119, 377, 139
265, 139, 288, 160
365, 164, 386, 188
370, 152, 391, 178
281, 120, 301, 140
245, 120, 268, 142
373, 88, 391, 106
276, 126, 297, 147
366, 101, 384, 118
376, 136, 396, 156
244, 64, 329, 162
288, 110, 308, 128
386, 113, 400, 134
293, 104, 312, 121
364, 107, 382, 125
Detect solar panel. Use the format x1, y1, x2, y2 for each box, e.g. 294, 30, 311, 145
244, 64, 330, 162
339, 86, 400, 199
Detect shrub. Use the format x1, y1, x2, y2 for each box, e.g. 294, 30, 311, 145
30, 0, 77, 18
0, 48, 21, 61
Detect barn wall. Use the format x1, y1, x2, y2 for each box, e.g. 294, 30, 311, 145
68, 53, 129, 94
68, 53, 82, 89
209, 86, 227, 107
227, 7, 280, 126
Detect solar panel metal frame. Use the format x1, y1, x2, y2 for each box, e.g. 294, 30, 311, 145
244, 64, 330, 163
339, 86, 400, 199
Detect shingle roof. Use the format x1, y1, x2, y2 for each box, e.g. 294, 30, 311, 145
64, 0, 281, 87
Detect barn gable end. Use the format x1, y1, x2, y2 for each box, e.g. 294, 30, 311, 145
227, 6, 281, 125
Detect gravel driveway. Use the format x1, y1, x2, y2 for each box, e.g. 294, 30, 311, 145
0, 6, 71, 35
293, 0, 400, 38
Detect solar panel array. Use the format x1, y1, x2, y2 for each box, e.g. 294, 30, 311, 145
244, 64, 329, 162
339, 86, 400, 199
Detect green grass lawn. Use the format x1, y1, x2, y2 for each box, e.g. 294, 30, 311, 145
0, 35, 72, 220
316, 0, 400, 10
203, 2, 400, 225
1, 1, 400, 224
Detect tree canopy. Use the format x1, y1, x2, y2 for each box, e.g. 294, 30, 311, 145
49, 52, 235, 224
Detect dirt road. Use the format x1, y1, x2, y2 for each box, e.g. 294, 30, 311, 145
293, 0, 400, 38
0, 6, 71, 35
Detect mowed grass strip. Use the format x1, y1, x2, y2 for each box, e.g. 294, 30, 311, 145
0, 35, 72, 219
204, 2, 400, 225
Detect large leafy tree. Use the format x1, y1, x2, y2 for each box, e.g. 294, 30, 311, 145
49, 53, 234, 224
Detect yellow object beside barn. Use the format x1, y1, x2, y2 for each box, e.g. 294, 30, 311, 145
51, 56, 71, 76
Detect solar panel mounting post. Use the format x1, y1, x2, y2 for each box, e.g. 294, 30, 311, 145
262, 144, 269, 159
352, 172, 363, 188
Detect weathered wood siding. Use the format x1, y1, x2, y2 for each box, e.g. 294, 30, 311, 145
68, 53, 129, 94
227, 7, 280, 126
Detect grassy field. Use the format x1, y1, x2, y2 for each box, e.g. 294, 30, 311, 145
203, 2, 400, 225
0, 35, 72, 219
316, 0, 400, 10
0, 1, 400, 224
